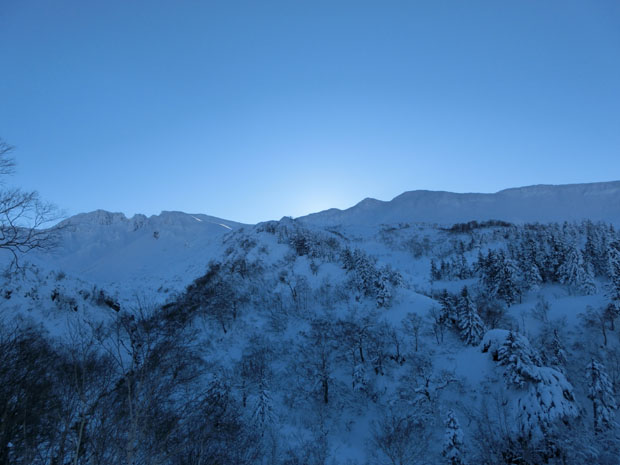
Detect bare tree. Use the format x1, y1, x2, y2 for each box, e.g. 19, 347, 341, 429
371, 410, 431, 465
0, 138, 62, 267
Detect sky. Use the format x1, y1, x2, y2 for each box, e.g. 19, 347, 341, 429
1, 1, 619, 224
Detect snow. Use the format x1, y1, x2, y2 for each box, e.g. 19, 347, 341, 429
3, 182, 620, 463
299, 181, 620, 226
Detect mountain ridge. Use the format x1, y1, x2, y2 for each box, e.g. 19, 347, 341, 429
298, 180, 620, 226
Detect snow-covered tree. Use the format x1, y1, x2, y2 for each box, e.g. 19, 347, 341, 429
442, 410, 465, 465
479, 250, 520, 305
496, 253, 521, 305
522, 261, 543, 292
457, 287, 484, 346
558, 244, 597, 295
482, 330, 579, 440
252, 379, 275, 433
496, 331, 542, 388
586, 359, 617, 433
439, 290, 458, 327
608, 242, 620, 305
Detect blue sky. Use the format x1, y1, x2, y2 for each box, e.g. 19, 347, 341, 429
1, 1, 619, 223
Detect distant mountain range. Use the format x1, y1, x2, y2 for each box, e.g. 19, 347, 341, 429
16, 181, 619, 298
298, 181, 620, 226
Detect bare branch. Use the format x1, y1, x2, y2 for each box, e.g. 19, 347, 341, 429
0, 138, 16, 178
0, 138, 64, 269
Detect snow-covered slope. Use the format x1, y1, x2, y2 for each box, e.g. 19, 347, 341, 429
23, 210, 242, 300
299, 181, 620, 226
3, 194, 620, 464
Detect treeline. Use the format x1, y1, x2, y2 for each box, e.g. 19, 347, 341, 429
431, 221, 620, 303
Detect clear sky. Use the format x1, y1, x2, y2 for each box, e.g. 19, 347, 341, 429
1, 1, 619, 223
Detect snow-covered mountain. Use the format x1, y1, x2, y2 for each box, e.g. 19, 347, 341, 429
25, 210, 243, 300
18, 181, 620, 301
299, 181, 620, 226
3, 183, 620, 464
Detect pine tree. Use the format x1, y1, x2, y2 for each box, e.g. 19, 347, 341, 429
456, 253, 470, 279
439, 290, 457, 327
375, 269, 392, 308
548, 329, 567, 370
457, 287, 484, 346
558, 244, 596, 295
523, 261, 543, 292
480, 250, 500, 295
608, 242, 620, 305
584, 223, 599, 273
586, 359, 617, 433
252, 378, 275, 433
496, 253, 520, 305
442, 410, 465, 465
545, 230, 567, 282
496, 331, 542, 388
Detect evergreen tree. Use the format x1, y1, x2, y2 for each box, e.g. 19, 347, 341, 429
586, 359, 617, 433
558, 244, 596, 295
546, 329, 567, 370
457, 287, 484, 346
375, 269, 392, 308
584, 222, 599, 273
608, 242, 620, 305
523, 261, 543, 292
252, 378, 275, 433
439, 290, 457, 327
544, 230, 566, 282
480, 250, 500, 295
496, 331, 542, 388
456, 253, 470, 280
442, 410, 465, 465
496, 253, 520, 305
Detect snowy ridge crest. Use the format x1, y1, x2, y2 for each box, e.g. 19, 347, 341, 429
299, 181, 620, 226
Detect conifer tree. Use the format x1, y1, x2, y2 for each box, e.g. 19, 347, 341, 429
442, 410, 465, 465
584, 223, 599, 273
252, 378, 275, 434
586, 359, 617, 433
496, 253, 520, 305
457, 287, 484, 346
497, 331, 542, 388
439, 290, 457, 327
523, 261, 543, 292
558, 244, 596, 295
608, 242, 620, 305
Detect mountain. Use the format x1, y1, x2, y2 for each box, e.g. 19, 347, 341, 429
25, 210, 243, 299
3, 187, 620, 463
298, 181, 620, 226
